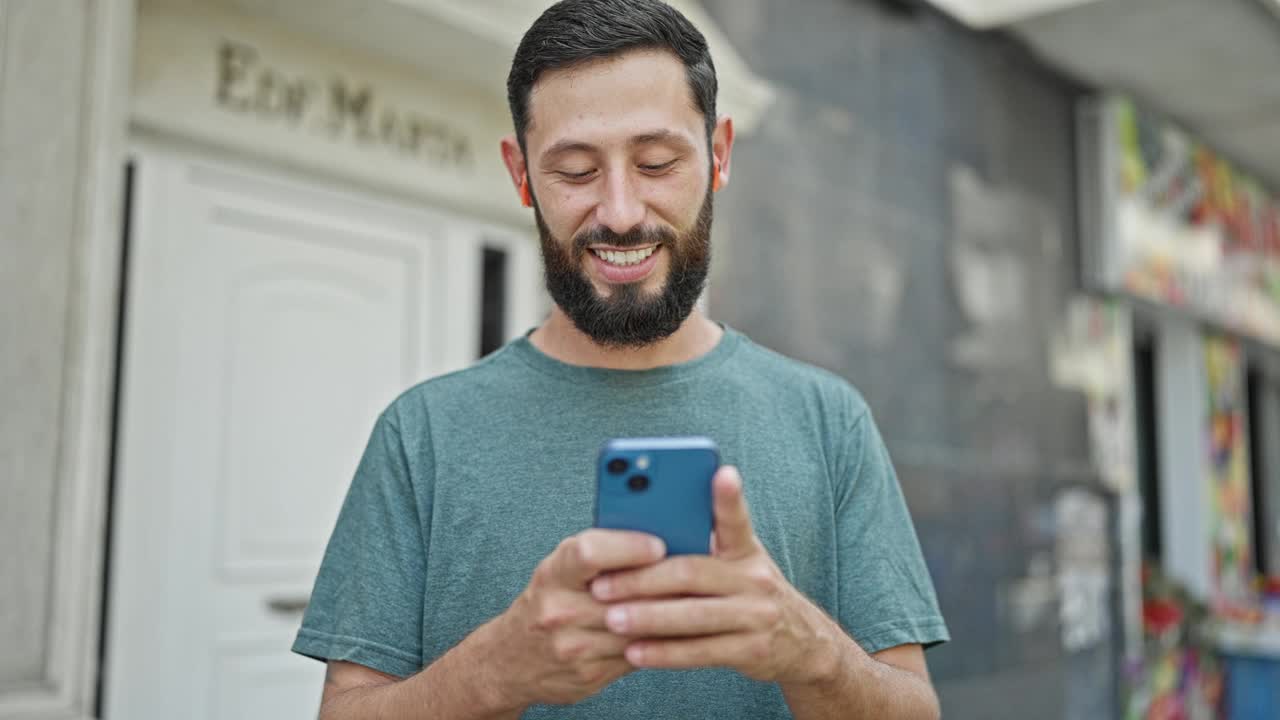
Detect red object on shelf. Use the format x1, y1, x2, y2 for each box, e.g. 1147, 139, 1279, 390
1262, 576, 1280, 598
1144, 598, 1184, 635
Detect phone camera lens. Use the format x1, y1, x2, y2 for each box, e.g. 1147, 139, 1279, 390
627, 475, 649, 492
607, 458, 629, 474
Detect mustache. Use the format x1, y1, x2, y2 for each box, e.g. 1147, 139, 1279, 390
572, 224, 677, 255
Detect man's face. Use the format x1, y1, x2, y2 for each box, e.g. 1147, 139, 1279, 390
519, 49, 717, 348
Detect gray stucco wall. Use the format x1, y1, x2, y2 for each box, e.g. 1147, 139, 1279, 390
0, 0, 129, 714
700, 1, 1115, 717
0, 0, 92, 691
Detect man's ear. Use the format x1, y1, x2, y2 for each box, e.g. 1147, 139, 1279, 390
710, 115, 736, 192
499, 135, 529, 205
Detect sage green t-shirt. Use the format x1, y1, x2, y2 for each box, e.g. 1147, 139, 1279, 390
293, 327, 948, 717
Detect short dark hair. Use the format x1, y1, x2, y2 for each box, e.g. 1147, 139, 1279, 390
507, 0, 718, 151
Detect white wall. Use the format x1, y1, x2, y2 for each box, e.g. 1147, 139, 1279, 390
0, 0, 133, 716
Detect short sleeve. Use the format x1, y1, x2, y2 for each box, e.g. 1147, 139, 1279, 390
835, 410, 950, 655
291, 411, 428, 678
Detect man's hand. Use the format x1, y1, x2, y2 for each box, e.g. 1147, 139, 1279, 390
479, 529, 667, 709
586, 466, 845, 685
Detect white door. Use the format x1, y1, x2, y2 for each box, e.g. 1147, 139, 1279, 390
104, 147, 540, 719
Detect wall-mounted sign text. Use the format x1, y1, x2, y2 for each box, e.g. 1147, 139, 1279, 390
215, 40, 474, 171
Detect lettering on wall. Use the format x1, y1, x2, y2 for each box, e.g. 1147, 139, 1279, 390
215, 40, 474, 171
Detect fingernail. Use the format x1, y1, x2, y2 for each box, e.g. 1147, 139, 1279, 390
626, 644, 646, 665
592, 577, 612, 599
607, 607, 629, 632
650, 538, 666, 557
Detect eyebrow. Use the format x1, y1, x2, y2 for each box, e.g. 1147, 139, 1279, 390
540, 130, 696, 163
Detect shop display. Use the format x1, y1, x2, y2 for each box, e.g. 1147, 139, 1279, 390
1104, 98, 1280, 347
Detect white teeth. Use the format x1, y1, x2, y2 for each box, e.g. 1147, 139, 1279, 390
593, 246, 656, 266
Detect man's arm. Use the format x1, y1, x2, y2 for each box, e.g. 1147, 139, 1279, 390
317, 623, 519, 720
780, 637, 939, 719
314, 529, 666, 719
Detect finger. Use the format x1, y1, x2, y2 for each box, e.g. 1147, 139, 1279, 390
531, 590, 611, 631
712, 466, 756, 560
550, 529, 666, 588
605, 597, 774, 637
590, 555, 742, 601
551, 629, 633, 662
625, 634, 759, 670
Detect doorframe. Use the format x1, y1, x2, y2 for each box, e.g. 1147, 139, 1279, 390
100, 137, 543, 714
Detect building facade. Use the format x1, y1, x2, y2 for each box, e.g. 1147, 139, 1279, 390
4, 1, 1223, 719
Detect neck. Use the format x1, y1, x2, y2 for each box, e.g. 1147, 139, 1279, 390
529, 307, 723, 370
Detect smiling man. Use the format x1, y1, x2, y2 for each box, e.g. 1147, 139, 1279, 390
293, 1, 949, 718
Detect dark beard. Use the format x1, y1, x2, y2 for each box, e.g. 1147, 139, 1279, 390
535, 192, 713, 349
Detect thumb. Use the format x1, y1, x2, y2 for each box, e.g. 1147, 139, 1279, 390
712, 466, 757, 560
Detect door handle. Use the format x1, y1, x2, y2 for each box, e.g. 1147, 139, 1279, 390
266, 595, 310, 615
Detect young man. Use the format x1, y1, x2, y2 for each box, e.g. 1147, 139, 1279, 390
293, 1, 949, 717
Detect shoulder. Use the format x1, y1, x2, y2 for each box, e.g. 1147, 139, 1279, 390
728, 330, 871, 428
378, 343, 530, 431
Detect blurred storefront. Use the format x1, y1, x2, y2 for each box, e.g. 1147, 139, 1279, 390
1079, 96, 1280, 719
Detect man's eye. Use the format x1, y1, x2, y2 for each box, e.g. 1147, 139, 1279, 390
558, 169, 596, 181
639, 160, 678, 173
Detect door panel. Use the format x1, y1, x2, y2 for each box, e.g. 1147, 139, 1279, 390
209, 209, 415, 579
105, 149, 535, 718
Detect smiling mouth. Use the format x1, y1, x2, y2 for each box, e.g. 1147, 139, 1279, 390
589, 245, 660, 267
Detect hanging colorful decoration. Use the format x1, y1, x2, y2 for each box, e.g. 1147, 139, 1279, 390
1203, 336, 1254, 605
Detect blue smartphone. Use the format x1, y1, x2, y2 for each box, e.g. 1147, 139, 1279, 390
595, 437, 720, 555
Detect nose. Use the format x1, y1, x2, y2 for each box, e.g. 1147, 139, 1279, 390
594, 168, 646, 236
